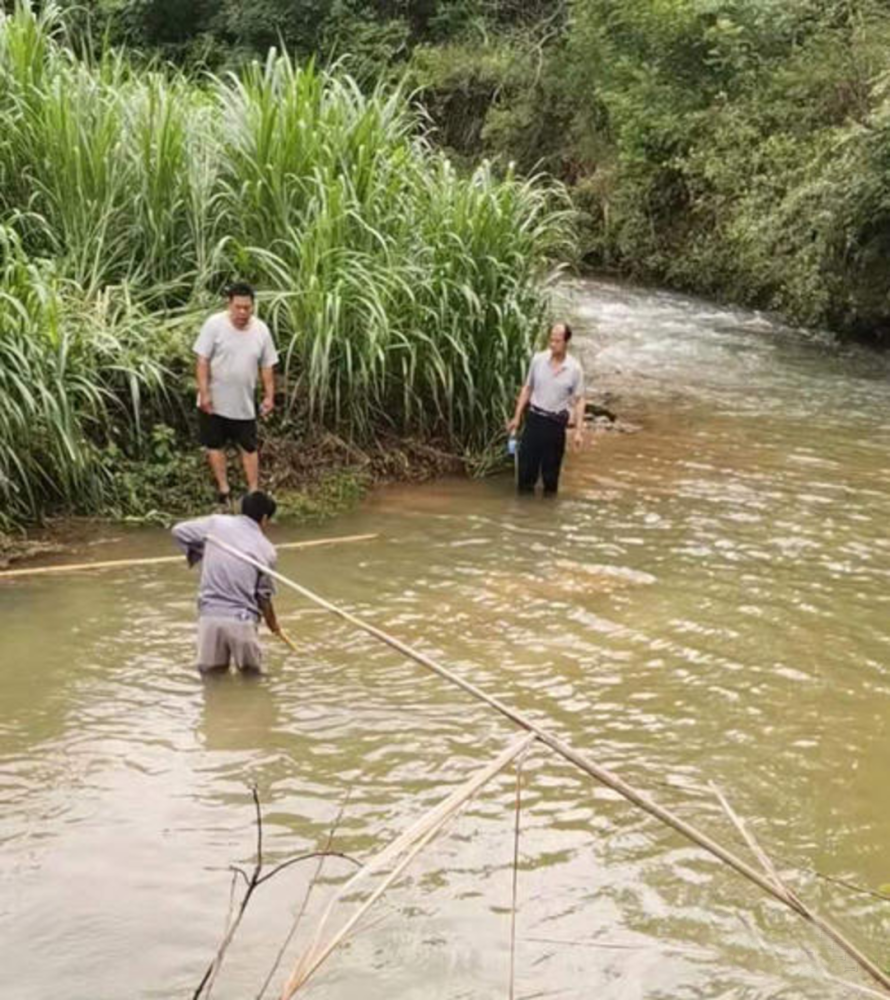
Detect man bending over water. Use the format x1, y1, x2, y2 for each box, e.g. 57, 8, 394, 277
172, 491, 281, 675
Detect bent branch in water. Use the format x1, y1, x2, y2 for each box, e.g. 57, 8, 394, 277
255, 789, 354, 1000
192, 787, 362, 1000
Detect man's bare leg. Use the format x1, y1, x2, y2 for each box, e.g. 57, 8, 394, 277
241, 449, 259, 493
207, 449, 230, 497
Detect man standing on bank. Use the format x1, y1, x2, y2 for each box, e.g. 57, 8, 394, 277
195, 282, 279, 508
506, 322, 586, 495
172, 491, 281, 675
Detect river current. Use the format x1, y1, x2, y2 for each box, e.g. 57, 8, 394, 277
1, 278, 888, 999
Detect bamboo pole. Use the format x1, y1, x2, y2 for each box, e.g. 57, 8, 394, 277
0, 534, 378, 580
280, 733, 537, 998
207, 533, 890, 996
277, 629, 299, 655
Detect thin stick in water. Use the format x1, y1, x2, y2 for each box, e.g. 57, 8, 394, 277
0, 533, 379, 580
509, 752, 527, 1000
195, 787, 265, 1000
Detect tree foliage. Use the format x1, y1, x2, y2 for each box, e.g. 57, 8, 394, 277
410, 0, 890, 339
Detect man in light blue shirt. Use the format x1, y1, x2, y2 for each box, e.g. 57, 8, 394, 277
506, 322, 586, 495
172, 491, 281, 674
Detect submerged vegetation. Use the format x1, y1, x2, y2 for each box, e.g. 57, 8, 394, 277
0, 4, 569, 530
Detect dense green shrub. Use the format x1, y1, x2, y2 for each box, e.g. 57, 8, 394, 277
410, 0, 890, 340
64, 0, 890, 339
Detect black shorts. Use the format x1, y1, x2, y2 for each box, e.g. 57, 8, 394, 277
198, 411, 258, 453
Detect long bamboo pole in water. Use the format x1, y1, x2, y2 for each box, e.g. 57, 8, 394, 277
0, 533, 378, 580
207, 532, 890, 995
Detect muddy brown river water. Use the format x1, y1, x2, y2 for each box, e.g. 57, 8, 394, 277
1, 279, 889, 999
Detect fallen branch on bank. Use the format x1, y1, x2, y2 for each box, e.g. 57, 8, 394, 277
207, 532, 890, 996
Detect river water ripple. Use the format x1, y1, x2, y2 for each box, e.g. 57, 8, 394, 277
1, 278, 888, 999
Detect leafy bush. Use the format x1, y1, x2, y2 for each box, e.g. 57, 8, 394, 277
410, 0, 890, 340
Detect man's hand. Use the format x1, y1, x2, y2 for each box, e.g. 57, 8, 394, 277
260, 396, 274, 418
572, 427, 584, 451
199, 392, 213, 414
506, 416, 520, 434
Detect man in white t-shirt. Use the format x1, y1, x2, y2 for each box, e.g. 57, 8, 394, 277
194, 283, 279, 507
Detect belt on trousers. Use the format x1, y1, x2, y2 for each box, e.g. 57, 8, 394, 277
529, 405, 569, 426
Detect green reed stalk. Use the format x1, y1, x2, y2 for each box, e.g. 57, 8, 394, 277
0, 3, 571, 527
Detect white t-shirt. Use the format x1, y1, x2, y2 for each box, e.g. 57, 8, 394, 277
193, 312, 279, 420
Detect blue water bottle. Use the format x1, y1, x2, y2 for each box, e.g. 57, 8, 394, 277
507, 433, 517, 456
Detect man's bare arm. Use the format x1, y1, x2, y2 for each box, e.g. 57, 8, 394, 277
259, 366, 275, 417
196, 356, 213, 413
506, 384, 531, 434
259, 597, 280, 634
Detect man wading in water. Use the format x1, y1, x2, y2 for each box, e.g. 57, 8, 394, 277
195, 282, 279, 509
507, 322, 586, 496
172, 491, 281, 675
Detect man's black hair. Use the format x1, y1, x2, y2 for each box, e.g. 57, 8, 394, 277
559, 322, 573, 342
227, 281, 256, 301
241, 491, 277, 523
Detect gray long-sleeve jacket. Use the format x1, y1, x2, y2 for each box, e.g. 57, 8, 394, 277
171, 514, 276, 622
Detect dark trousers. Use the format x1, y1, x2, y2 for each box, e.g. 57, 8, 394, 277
518, 410, 566, 495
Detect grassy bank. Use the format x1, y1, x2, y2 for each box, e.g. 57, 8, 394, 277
0, 4, 570, 532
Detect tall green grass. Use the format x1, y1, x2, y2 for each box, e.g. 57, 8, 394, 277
0, 3, 570, 528
0, 224, 178, 525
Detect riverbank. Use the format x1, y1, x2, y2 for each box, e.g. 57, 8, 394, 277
0, 432, 463, 570
0, 394, 630, 570
0, 7, 568, 535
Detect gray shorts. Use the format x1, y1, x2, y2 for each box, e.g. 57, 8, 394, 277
197, 616, 263, 672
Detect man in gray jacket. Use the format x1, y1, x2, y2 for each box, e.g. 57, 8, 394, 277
172, 491, 281, 675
